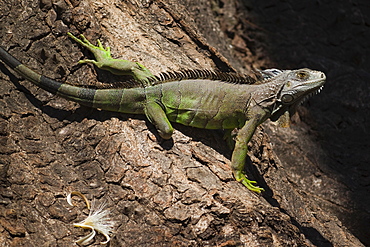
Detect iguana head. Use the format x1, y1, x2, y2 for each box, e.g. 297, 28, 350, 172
257, 68, 326, 121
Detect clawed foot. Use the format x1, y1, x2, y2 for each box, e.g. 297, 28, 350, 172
67, 32, 113, 65
234, 171, 265, 193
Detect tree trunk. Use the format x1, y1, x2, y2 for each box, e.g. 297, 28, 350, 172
0, 0, 366, 246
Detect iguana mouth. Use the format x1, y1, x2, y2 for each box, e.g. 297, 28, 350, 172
300, 84, 325, 104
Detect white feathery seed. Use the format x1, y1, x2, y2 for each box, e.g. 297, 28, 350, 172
67, 192, 115, 245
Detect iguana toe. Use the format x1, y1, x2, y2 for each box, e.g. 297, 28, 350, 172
241, 178, 265, 193
67, 32, 113, 62
235, 171, 264, 193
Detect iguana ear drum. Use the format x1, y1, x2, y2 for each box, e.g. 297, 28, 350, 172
281, 94, 294, 103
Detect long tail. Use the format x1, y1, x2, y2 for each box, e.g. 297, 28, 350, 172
0, 46, 97, 107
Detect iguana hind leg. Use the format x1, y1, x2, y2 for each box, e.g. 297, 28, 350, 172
144, 101, 174, 139
67, 32, 154, 84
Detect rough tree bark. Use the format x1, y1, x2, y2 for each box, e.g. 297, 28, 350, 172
0, 0, 366, 246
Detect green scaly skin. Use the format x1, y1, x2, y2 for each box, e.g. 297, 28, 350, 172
0, 33, 326, 193
67, 33, 154, 84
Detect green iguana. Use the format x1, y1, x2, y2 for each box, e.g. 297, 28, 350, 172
0, 33, 326, 192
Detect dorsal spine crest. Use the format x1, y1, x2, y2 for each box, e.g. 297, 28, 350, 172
101, 69, 262, 89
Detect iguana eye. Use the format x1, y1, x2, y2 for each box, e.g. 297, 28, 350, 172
296, 71, 308, 79
281, 94, 294, 103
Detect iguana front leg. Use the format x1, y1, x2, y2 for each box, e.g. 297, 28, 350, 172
231, 110, 267, 193
67, 32, 154, 84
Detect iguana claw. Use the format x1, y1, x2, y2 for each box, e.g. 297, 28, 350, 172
67, 32, 114, 64
234, 171, 265, 193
